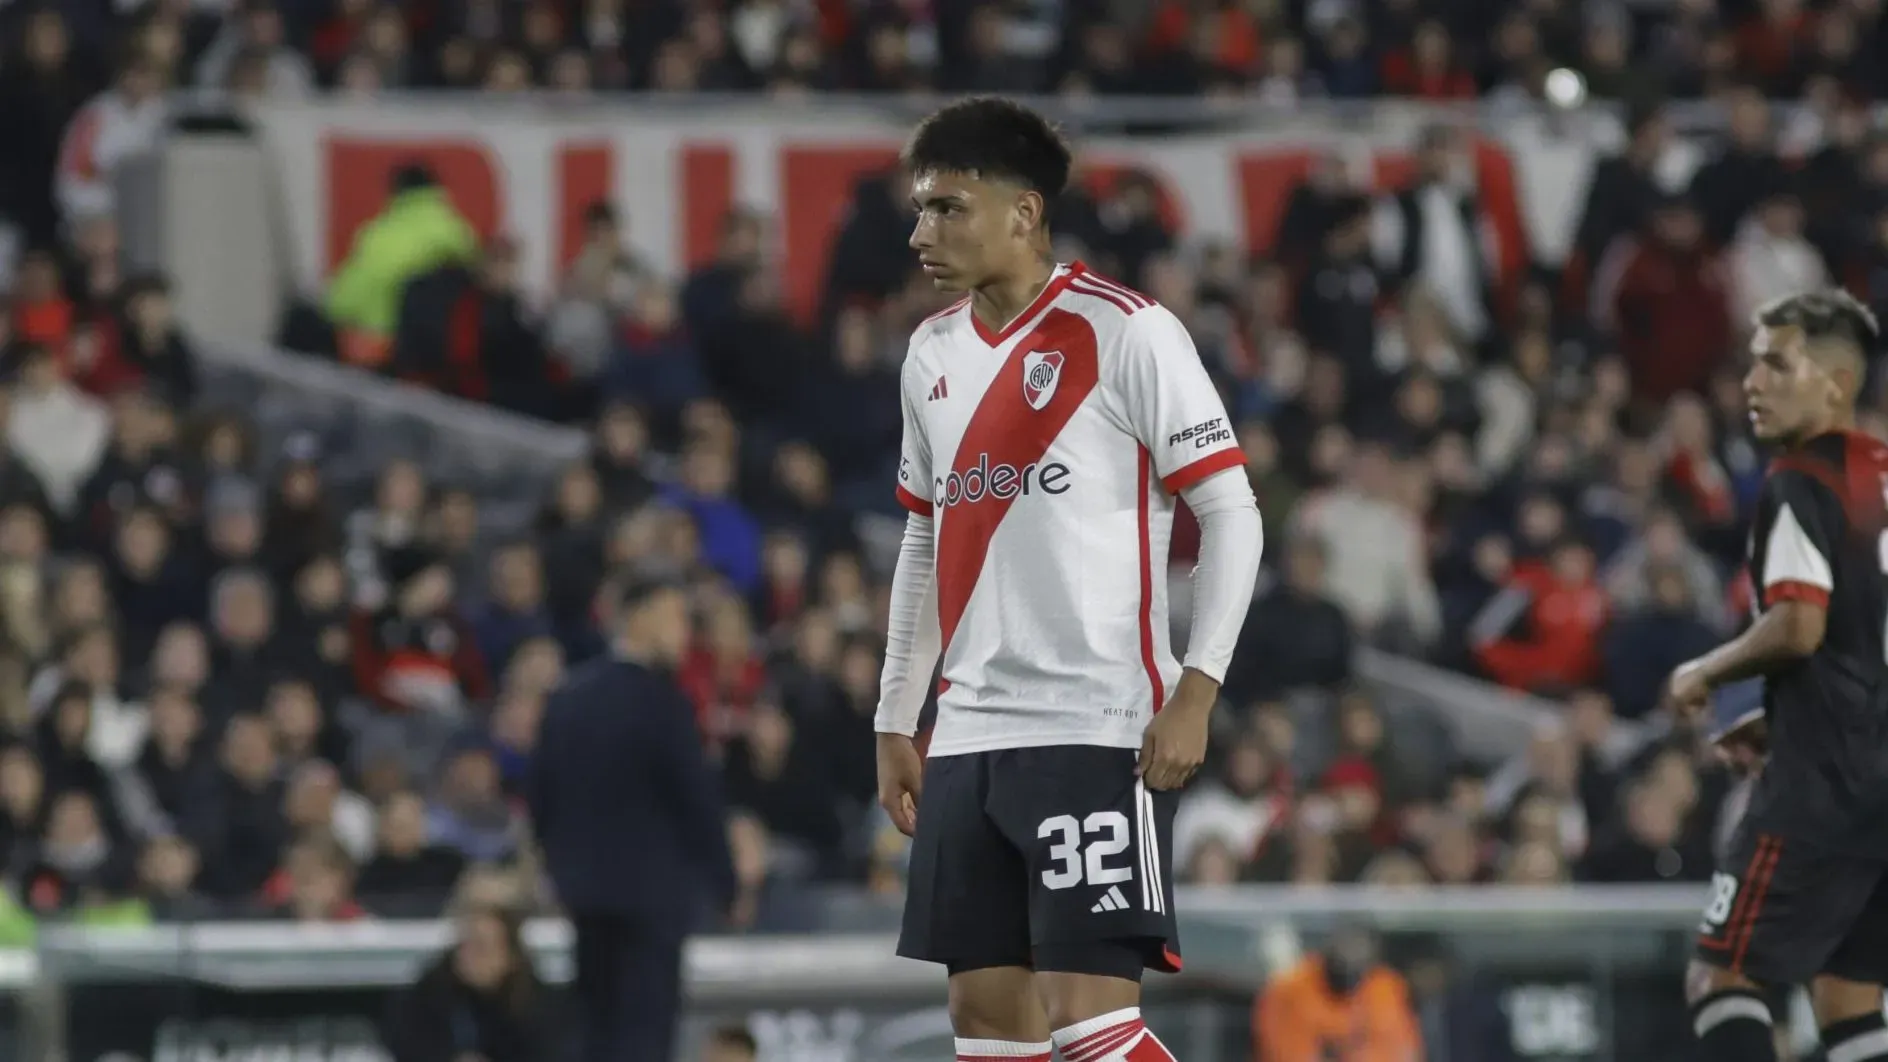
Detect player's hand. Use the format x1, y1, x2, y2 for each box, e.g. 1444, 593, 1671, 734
1139, 670, 1216, 791
876, 732, 924, 837
1666, 658, 1713, 721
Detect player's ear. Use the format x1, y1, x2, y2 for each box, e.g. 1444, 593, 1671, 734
1014, 190, 1044, 239
1831, 362, 1860, 407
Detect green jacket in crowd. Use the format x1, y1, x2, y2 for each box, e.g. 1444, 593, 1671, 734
325, 186, 479, 336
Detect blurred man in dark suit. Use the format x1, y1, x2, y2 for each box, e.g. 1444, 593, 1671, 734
528, 574, 735, 1062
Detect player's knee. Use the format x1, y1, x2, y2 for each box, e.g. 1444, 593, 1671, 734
1688, 960, 1760, 1007
947, 966, 1046, 1041
1810, 974, 1883, 1028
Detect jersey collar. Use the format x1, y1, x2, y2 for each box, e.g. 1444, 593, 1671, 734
970, 262, 1077, 347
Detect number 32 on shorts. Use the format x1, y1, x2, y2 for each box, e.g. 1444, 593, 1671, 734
1038, 811, 1133, 890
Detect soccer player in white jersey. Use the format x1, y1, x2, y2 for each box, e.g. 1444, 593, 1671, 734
874, 98, 1264, 1062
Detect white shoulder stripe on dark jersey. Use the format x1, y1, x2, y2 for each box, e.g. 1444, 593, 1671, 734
1762, 502, 1835, 592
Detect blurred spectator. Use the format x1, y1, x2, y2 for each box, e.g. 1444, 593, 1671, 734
664, 444, 762, 594
1297, 197, 1381, 392
95, 275, 198, 406
135, 834, 217, 920
1471, 538, 1607, 692
1591, 195, 1734, 405
1729, 184, 1828, 326
325, 165, 478, 367
547, 202, 647, 379
1373, 126, 1495, 348
0, 744, 45, 880
472, 540, 555, 675
528, 574, 735, 1062
1174, 733, 1292, 881
426, 738, 520, 864
1580, 766, 1713, 883
1604, 562, 1720, 718
194, 0, 315, 99
1295, 443, 1442, 649
395, 238, 553, 417
201, 712, 288, 899
351, 548, 489, 727
53, 51, 166, 225
23, 788, 130, 912
1573, 103, 1676, 274
0, 8, 92, 250
262, 434, 336, 581
383, 905, 558, 1062
1225, 534, 1353, 703
137, 684, 217, 838
604, 281, 705, 431
680, 594, 766, 749
284, 759, 376, 865
1688, 86, 1790, 247
1253, 924, 1424, 1062
722, 697, 841, 880
357, 789, 465, 915
262, 833, 365, 921
8, 343, 109, 514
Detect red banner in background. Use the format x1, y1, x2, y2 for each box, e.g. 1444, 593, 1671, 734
260, 105, 1558, 322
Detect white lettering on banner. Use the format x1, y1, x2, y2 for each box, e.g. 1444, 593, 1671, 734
1501, 984, 1601, 1058
748, 1007, 865, 1062
253, 101, 1587, 323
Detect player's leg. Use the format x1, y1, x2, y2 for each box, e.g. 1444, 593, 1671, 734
1691, 830, 1873, 1062
993, 746, 1184, 1061
1808, 866, 1888, 1062
896, 751, 1054, 1060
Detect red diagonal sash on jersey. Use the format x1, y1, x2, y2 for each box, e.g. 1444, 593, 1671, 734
935, 308, 1101, 654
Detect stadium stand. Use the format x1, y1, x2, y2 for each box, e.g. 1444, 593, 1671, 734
1, 0, 1882, 1056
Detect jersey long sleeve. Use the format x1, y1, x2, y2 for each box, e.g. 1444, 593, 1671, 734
874, 512, 940, 736
1179, 467, 1263, 683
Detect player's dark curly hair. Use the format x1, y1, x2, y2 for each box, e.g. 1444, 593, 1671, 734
1755, 289, 1882, 350
902, 97, 1073, 204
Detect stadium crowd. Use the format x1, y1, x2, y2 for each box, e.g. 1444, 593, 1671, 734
2, 0, 1886, 947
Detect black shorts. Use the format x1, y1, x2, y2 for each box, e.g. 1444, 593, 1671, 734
1694, 819, 1888, 985
897, 744, 1182, 977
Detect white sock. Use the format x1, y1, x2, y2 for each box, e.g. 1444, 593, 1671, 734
1052, 1006, 1171, 1062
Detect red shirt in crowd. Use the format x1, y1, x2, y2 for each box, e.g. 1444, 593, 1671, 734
1475, 559, 1609, 691
678, 642, 767, 749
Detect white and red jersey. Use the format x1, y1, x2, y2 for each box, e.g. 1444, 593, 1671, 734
895, 262, 1245, 757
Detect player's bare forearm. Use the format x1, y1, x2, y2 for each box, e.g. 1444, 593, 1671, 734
1695, 601, 1827, 686
1671, 602, 1827, 717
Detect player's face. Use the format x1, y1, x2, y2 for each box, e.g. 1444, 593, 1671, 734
909, 169, 1038, 293
1745, 326, 1838, 443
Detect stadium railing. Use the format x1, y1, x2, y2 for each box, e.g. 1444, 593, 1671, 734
194, 338, 588, 533
10, 885, 1713, 1060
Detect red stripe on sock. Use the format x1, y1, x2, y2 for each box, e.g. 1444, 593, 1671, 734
1122, 1028, 1179, 1061
1066, 1020, 1145, 1062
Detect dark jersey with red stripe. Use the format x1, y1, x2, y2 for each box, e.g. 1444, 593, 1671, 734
1746, 429, 1888, 845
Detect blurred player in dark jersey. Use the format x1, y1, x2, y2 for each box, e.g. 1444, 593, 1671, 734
1668, 289, 1888, 1062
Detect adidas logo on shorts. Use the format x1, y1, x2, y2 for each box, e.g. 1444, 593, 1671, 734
1091, 885, 1131, 913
